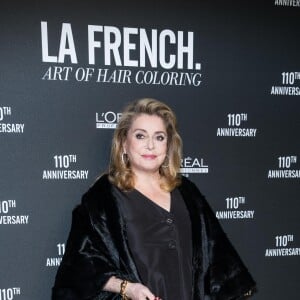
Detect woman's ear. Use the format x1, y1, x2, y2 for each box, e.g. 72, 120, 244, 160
122, 140, 127, 154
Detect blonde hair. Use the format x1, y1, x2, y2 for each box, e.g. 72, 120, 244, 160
108, 98, 182, 191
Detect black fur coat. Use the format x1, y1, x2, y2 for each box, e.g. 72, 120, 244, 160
52, 175, 255, 300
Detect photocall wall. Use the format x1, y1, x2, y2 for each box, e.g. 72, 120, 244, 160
1, 0, 299, 299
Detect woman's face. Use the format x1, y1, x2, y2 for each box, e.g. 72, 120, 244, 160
124, 114, 168, 175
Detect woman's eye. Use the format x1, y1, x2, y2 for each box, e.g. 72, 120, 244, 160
135, 133, 144, 139
156, 135, 165, 141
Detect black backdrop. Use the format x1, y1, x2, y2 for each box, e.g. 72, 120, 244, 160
1, 1, 299, 299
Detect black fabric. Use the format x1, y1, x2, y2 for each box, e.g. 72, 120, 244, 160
113, 186, 193, 300
52, 174, 256, 300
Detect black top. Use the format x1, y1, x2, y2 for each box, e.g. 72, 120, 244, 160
113, 186, 193, 300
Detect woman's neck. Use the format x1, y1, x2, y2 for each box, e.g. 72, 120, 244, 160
133, 170, 162, 191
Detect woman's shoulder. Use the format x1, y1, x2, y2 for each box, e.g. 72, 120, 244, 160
177, 175, 210, 207
85, 173, 111, 195
178, 175, 202, 194
78, 174, 114, 211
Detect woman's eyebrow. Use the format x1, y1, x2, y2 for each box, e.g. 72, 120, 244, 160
132, 128, 147, 133
133, 129, 166, 135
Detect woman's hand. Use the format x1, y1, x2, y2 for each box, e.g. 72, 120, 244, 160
126, 282, 161, 300
103, 276, 161, 300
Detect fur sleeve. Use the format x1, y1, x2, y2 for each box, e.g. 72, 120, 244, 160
180, 177, 256, 300
52, 201, 126, 300
202, 194, 256, 300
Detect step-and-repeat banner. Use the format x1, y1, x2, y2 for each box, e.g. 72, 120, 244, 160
1, 1, 299, 299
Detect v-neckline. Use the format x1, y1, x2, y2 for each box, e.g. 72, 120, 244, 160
133, 188, 172, 214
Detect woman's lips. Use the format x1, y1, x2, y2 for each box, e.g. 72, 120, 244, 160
142, 154, 157, 159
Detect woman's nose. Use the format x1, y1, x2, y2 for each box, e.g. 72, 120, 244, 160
146, 137, 155, 150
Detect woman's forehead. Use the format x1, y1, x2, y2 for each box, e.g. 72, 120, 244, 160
130, 114, 166, 132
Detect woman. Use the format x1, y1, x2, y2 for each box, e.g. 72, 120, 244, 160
52, 98, 256, 300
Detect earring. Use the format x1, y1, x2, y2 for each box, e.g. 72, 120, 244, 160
121, 151, 129, 165
161, 155, 169, 168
